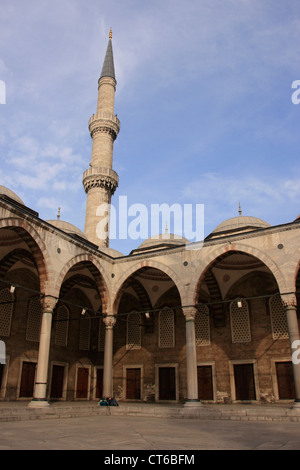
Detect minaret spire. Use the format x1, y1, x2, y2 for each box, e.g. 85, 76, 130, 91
83, 31, 120, 247
100, 29, 115, 80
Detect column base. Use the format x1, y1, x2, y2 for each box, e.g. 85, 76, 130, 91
184, 399, 202, 408
28, 398, 50, 408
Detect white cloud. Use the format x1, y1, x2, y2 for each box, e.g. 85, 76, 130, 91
181, 171, 300, 232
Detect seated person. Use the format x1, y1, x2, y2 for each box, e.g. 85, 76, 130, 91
107, 396, 119, 406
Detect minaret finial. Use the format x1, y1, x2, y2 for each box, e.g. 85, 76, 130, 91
238, 203, 242, 216
109, 28, 112, 39
57, 207, 61, 220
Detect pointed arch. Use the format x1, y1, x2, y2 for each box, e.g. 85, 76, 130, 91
112, 260, 184, 315
0, 218, 52, 293
188, 242, 287, 306
54, 254, 110, 313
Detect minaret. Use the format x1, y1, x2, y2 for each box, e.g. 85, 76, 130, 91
83, 29, 120, 247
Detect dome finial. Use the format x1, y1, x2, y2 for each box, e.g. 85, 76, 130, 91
238, 203, 242, 216
57, 207, 61, 221
109, 28, 112, 39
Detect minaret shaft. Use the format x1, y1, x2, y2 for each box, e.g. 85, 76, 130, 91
83, 33, 119, 247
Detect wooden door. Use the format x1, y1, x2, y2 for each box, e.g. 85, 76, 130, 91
276, 362, 295, 399
234, 364, 256, 400
19, 362, 36, 398
126, 368, 141, 399
159, 367, 176, 400
96, 368, 103, 399
76, 367, 89, 399
197, 366, 213, 400
50, 365, 65, 399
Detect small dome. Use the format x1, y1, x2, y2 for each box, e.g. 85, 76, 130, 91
98, 246, 123, 257
137, 233, 189, 250
211, 215, 270, 236
47, 220, 87, 239
0, 185, 25, 205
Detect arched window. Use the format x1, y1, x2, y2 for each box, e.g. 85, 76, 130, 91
269, 294, 289, 340
55, 305, 69, 347
26, 297, 42, 342
0, 288, 13, 337
126, 311, 141, 350
195, 304, 210, 346
230, 299, 251, 343
159, 307, 175, 348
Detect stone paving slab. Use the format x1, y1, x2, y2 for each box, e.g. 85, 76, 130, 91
0, 413, 300, 450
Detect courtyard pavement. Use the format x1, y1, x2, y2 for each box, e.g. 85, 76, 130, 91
0, 401, 299, 451
0, 412, 300, 451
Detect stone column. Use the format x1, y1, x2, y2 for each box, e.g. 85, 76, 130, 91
102, 315, 116, 398
282, 293, 300, 407
184, 307, 201, 407
29, 296, 56, 408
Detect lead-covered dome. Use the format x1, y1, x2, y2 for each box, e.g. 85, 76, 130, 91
133, 233, 189, 253
209, 215, 271, 239
46, 220, 87, 239
0, 185, 25, 206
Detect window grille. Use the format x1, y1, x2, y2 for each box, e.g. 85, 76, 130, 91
269, 294, 289, 340
0, 288, 13, 337
126, 311, 141, 350
159, 307, 175, 348
79, 317, 91, 350
230, 299, 251, 343
26, 297, 42, 342
55, 305, 69, 347
98, 318, 105, 351
195, 304, 210, 346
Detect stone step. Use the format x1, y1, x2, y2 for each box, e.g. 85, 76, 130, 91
0, 402, 300, 423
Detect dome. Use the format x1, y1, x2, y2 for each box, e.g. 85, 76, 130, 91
98, 246, 123, 257
0, 185, 25, 206
211, 215, 271, 236
47, 220, 87, 239
137, 232, 189, 251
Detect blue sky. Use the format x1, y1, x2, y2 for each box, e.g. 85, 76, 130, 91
0, 0, 300, 254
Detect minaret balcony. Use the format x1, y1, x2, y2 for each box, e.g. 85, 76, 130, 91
82, 166, 119, 194
89, 112, 120, 139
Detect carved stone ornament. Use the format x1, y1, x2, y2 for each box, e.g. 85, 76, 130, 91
83, 173, 118, 194
281, 293, 297, 308
184, 307, 197, 322
103, 315, 117, 328
89, 116, 120, 141
41, 296, 57, 312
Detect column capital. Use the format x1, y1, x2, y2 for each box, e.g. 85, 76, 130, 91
281, 293, 297, 308
42, 296, 57, 312
183, 306, 197, 322
103, 315, 116, 328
